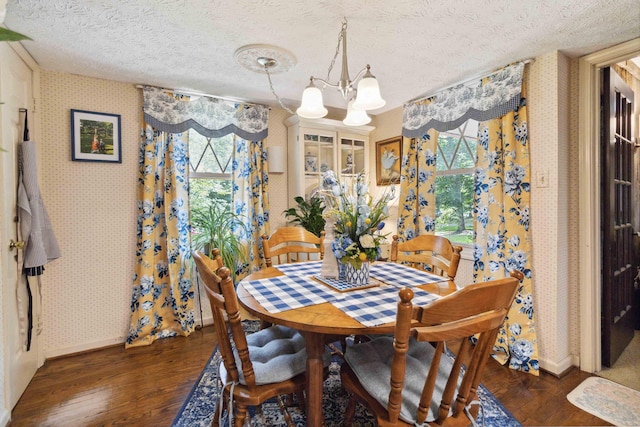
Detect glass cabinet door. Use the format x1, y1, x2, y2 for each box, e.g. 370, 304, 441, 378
301, 130, 336, 197
303, 132, 335, 175
340, 137, 366, 176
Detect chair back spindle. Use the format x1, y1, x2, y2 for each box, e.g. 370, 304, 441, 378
262, 226, 325, 267
390, 234, 462, 280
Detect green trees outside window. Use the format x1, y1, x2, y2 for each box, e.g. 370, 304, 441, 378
434, 121, 477, 245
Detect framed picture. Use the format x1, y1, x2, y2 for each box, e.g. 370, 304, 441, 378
71, 109, 121, 163
376, 136, 402, 185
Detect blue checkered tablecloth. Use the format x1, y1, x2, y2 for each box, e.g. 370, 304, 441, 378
275, 261, 323, 276
240, 274, 336, 313
276, 261, 444, 288
331, 286, 440, 327
370, 262, 445, 288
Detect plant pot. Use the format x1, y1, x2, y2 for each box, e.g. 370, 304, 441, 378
344, 262, 370, 285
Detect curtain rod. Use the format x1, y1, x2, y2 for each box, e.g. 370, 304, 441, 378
135, 84, 268, 108
406, 58, 535, 105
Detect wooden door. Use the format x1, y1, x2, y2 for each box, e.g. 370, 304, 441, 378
600, 67, 636, 367
1, 43, 41, 410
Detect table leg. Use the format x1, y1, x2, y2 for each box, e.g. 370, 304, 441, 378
301, 331, 325, 427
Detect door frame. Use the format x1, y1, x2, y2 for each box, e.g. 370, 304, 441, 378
0, 41, 42, 420
578, 37, 640, 373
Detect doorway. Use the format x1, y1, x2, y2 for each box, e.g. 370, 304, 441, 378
578, 38, 640, 375
0, 42, 43, 416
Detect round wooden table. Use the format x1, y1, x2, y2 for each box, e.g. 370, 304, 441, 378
236, 264, 456, 427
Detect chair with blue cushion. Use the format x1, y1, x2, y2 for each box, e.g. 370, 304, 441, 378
193, 250, 315, 427
340, 271, 522, 426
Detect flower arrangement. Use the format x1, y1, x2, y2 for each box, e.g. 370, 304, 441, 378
321, 170, 395, 269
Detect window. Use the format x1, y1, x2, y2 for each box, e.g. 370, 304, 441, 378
435, 120, 477, 245
188, 130, 234, 212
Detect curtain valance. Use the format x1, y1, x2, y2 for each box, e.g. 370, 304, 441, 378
142, 86, 269, 140
402, 62, 524, 138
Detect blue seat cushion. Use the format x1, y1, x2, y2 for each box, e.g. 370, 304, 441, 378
344, 335, 459, 424
232, 325, 309, 385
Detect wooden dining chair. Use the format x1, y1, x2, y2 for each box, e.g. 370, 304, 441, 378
390, 234, 463, 280
261, 226, 325, 268
340, 270, 522, 427
193, 250, 310, 427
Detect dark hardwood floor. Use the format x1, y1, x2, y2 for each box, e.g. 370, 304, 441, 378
9, 326, 608, 426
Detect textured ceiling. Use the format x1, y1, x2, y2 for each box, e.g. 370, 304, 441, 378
4, 0, 640, 114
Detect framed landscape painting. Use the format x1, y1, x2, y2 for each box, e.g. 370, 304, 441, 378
71, 109, 121, 163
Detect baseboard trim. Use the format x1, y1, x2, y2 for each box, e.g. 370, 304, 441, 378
539, 354, 576, 377
45, 315, 216, 359
0, 407, 11, 427
45, 336, 126, 359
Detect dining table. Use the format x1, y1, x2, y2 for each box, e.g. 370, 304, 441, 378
236, 260, 457, 427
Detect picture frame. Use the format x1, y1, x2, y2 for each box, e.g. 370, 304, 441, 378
375, 136, 402, 185
71, 109, 121, 163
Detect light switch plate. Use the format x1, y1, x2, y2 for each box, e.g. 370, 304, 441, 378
536, 170, 548, 188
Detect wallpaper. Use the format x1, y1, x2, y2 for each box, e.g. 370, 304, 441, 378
38, 71, 141, 356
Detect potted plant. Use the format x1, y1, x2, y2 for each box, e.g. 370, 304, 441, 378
283, 196, 326, 237
190, 201, 248, 281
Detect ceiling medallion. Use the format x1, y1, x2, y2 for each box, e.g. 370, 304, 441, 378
234, 44, 296, 74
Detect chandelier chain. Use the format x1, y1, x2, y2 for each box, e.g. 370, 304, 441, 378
264, 65, 295, 115
325, 18, 348, 83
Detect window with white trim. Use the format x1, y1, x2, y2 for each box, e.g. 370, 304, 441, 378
188, 130, 234, 211
435, 120, 477, 245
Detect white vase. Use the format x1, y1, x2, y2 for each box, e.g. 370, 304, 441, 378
320, 217, 339, 278
344, 262, 370, 285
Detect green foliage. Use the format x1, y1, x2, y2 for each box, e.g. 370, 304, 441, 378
0, 28, 31, 42
283, 196, 326, 238
436, 174, 473, 230
190, 201, 247, 281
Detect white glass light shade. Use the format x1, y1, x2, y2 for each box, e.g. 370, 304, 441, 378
296, 86, 328, 119
352, 76, 386, 111
342, 100, 371, 126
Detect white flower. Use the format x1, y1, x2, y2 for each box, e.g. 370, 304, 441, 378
359, 234, 376, 248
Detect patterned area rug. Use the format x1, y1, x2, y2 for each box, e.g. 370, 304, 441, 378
173, 322, 521, 426
567, 376, 640, 427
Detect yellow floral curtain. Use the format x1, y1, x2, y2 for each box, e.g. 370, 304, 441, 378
474, 88, 539, 375
396, 130, 438, 241
402, 62, 538, 375
232, 137, 270, 280
126, 87, 270, 347
126, 125, 193, 348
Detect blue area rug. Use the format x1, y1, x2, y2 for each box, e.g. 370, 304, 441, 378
173, 322, 521, 426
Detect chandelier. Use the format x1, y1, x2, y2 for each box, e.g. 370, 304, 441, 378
234, 18, 384, 127
296, 18, 385, 126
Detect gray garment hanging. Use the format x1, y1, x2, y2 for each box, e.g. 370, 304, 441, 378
18, 139, 61, 271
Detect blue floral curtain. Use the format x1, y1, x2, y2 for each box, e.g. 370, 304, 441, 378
232, 138, 270, 279
473, 86, 538, 375
126, 125, 192, 348
401, 62, 538, 375
396, 130, 438, 242
127, 87, 269, 347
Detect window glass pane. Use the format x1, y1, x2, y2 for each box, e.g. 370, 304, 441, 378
434, 120, 478, 246
435, 174, 474, 245
188, 130, 234, 174
436, 133, 459, 171
451, 136, 476, 169
190, 178, 232, 208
